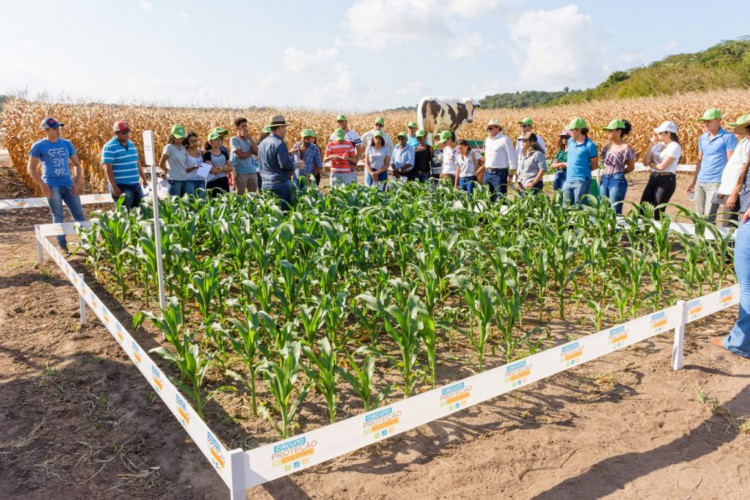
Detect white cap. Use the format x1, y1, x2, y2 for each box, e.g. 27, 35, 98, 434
653, 121, 678, 134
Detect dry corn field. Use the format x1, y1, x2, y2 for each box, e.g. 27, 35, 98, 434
3, 89, 750, 195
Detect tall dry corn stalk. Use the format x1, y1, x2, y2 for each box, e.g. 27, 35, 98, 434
3, 89, 750, 195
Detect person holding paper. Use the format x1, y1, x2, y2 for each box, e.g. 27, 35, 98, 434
184, 132, 205, 197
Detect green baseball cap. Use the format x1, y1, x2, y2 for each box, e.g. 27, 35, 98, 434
334, 128, 346, 140
567, 117, 588, 130
697, 108, 722, 121
302, 129, 316, 138
375, 117, 385, 125
436, 130, 452, 144
416, 129, 427, 138
262, 124, 272, 133
397, 131, 408, 139
518, 118, 533, 126
373, 130, 384, 138
336, 114, 347, 122
729, 114, 750, 134
407, 121, 418, 129
207, 131, 222, 141
171, 124, 187, 139
211, 126, 229, 137
603, 119, 626, 130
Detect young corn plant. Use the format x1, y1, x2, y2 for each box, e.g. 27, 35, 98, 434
259, 342, 310, 439
223, 306, 261, 416
463, 282, 497, 371
302, 338, 339, 424
337, 348, 391, 411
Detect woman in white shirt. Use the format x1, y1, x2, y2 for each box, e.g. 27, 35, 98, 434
437, 131, 458, 187
720, 114, 750, 226
640, 121, 682, 220
455, 139, 481, 194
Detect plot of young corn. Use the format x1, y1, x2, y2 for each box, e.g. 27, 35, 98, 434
3, 88, 750, 194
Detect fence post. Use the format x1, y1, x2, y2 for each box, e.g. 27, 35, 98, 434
672, 300, 687, 370
77, 273, 87, 324
35, 226, 44, 263
228, 448, 247, 500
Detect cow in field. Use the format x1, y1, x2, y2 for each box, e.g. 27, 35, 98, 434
417, 97, 480, 137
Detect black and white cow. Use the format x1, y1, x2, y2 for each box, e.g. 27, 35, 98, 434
417, 96, 480, 137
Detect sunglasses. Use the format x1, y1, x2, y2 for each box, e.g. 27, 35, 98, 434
487, 126, 498, 131
375, 123, 383, 127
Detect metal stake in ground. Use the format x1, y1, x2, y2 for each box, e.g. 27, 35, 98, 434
143, 130, 167, 317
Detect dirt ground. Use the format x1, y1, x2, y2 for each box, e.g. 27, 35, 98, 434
1, 152, 748, 500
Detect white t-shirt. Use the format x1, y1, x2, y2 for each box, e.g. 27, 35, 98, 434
485, 133, 517, 170
441, 145, 458, 175
457, 150, 482, 178
652, 142, 681, 174
719, 137, 750, 195
329, 129, 362, 148
162, 143, 188, 181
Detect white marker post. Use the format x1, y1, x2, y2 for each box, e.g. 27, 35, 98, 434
143, 130, 167, 316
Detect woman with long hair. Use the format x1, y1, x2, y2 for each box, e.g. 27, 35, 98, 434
549, 129, 571, 191
640, 121, 682, 220
600, 119, 636, 214
203, 131, 234, 197
412, 130, 433, 183
159, 124, 189, 197
364, 131, 391, 191
184, 131, 205, 197
455, 139, 481, 194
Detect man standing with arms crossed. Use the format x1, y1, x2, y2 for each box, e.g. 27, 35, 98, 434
688, 108, 737, 223
483, 119, 517, 202
27, 117, 85, 252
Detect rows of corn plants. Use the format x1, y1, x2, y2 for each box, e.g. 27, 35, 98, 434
76, 183, 735, 439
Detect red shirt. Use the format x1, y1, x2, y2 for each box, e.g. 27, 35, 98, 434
325, 140, 356, 173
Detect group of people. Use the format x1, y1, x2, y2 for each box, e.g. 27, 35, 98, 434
24, 108, 750, 359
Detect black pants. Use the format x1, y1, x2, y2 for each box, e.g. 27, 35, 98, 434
640, 173, 676, 220
207, 176, 230, 197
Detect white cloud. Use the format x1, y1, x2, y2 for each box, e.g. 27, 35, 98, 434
509, 5, 607, 90
395, 81, 426, 96
179, 10, 189, 20
342, 0, 449, 50
283, 47, 339, 72
447, 31, 488, 59
448, 0, 516, 18
138, 0, 152, 12
662, 40, 678, 50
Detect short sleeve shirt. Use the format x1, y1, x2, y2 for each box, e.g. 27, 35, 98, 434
29, 138, 77, 187
162, 143, 188, 181
230, 136, 257, 174
325, 141, 356, 173
566, 137, 598, 181
652, 142, 682, 174
601, 144, 635, 175
697, 128, 737, 183
101, 137, 140, 186
329, 130, 362, 148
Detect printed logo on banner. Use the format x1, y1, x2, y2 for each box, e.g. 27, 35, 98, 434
271, 436, 318, 472
17, 200, 29, 208
130, 340, 142, 364
688, 299, 702, 321
560, 342, 584, 367
609, 325, 630, 349
114, 321, 124, 344
505, 360, 532, 387
176, 393, 190, 428
363, 407, 401, 440
207, 431, 226, 471
720, 288, 734, 308
439, 382, 472, 411
151, 364, 163, 392
651, 311, 668, 334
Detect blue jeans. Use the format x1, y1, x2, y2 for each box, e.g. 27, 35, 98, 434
483, 169, 508, 202
186, 180, 205, 197
600, 173, 628, 215
459, 176, 477, 195
365, 171, 388, 192
562, 178, 591, 206
263, 180, 293, 211
47, 185, 85, 249
553, 169, 567, 191
725, 220, 750, 357
168, 179, 189, 198
112, 183, 144, 211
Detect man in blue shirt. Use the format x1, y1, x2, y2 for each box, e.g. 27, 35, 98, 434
391, 132, 415, 179
101, 120, 148, 211
562, 117, 598, 206
688, 108, 737, 223
27, 117, 85, 252
406, 122, 419, 148
258, 114, 301, 211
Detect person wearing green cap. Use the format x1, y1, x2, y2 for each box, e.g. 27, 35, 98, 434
203, 131, 234, 197
290, 129, 323, 189
325, 128, 358, 187
330, 114, 362, 161
516, 118, 546, 165
230, 117, 260, 195
364, 130, 391, 191
436, 130, 458, 186
688, 108, 737, 223
391, 132, 416, 180
361, 117, 394, 156
718, 114, 750, 226
158, 124, 190, 197
412, 130, 433, 183
562, 117, 598, 206
406, 121, 419, 148
599, 119, 635, 215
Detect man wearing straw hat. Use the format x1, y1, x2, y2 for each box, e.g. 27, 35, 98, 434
257, 114, 302, 210
483, 119, 517, 202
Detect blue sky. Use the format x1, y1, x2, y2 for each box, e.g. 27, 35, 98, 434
1, 0, 748, 111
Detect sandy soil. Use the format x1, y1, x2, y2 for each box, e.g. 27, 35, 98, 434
1, 154, 748, 500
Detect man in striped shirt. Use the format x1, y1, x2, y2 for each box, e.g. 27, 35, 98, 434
101, 120, 147, 211
324, 128, 357, 187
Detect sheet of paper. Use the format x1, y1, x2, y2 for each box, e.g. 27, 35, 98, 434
196, 162, 213, 179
